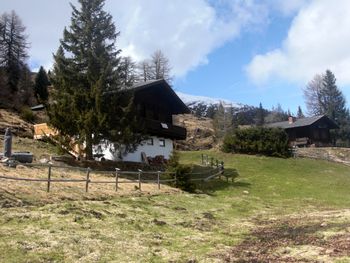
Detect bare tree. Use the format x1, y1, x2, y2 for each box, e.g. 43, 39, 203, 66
150, 50, 171, 82
303, 74, 324, 116
0, 11, 29, 92
138, 50, 172, 83
138, 59, 152, 82
119, 56, 137, 87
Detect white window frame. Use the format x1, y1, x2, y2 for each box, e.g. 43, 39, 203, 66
159, 139, 165, 147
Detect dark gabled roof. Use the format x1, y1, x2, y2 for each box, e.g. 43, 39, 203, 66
266, 115, 339, 129
130, 79, 190, 114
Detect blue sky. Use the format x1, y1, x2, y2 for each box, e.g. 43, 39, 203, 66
2, 0, 350, 115
173, 12, 297, 110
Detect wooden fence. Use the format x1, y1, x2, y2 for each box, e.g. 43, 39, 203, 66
0, 162, 224, 193
201, 154, 224, 169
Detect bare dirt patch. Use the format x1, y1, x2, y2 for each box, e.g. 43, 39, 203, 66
217, 210, 350, 262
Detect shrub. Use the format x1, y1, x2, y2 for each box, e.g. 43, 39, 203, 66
166, 151, 195, 192
222, 127, 290, 157
20, 107, 35, 123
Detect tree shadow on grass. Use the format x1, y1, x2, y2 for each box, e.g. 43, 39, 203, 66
192, 167, 251, 195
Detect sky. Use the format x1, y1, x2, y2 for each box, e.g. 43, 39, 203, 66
2, 0, 350, 114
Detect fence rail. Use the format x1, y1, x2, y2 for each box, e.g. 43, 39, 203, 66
0, 161, 224, 193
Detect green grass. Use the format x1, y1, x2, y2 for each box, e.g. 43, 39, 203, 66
1, 150, 350, 262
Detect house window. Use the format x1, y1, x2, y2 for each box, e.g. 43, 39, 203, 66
159, 139, 165, 147
147, 138, 153, 145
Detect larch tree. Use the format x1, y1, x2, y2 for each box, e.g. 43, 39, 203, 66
0, 11, 29, 93
213, 102, 234, 139
149, 50, 172, 82
49, 0, 141, 159
138, 50, 172, 83
119, 56, 137, 87
303, 74, 324, 116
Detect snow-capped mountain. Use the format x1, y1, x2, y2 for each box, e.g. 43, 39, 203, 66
176, 91, 245, 109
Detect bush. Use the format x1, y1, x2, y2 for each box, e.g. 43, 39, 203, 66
20, 107, 35, 123
222, 127, 290, 157
166, 151, 195, 192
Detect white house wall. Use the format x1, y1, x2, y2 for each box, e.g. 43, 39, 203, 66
123, 136, 173, 162
94, 136, 173, 163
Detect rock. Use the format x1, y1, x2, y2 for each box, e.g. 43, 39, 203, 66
243, 190, 249, 195
39, 158, 49, 164
320, 222, 328, 227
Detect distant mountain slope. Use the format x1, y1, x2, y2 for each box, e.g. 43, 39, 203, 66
176, 92, 245, 109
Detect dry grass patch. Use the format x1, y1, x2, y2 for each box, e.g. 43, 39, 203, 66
0, 164, 179, 207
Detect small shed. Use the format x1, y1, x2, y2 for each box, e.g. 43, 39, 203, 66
267, 115, 338, 147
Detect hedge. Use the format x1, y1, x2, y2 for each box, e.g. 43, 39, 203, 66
222, 127, 290, 157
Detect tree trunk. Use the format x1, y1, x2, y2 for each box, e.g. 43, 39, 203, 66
85, 133, 93, 160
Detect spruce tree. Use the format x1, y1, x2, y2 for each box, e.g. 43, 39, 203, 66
49, 0, 140, 159
256, 102, 265, 126
34, 66, 49, 102
321, 70, 350, 145
297, 106, 304, 118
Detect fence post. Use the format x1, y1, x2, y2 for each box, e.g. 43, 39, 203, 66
206, 155, 209, 166
157, 171, 161, 190
216, 159, 219, 168
201, 154, 204, 165
47, 164, 52, 192
85, 167, 90, 193
210, 157, 214, 167
138, 169, 142, 191
115, 168, 120, 192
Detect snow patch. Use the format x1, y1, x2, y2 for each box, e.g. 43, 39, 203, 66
176, 91, 244, 108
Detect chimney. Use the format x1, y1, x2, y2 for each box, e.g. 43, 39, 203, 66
288, 116, 295, 124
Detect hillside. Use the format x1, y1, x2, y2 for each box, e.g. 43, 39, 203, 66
173, 114, 216, 150
0, 109, 33, 138
1, 150, 350, 262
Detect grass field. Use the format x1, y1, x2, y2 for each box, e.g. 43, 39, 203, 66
1, 150, 350, 262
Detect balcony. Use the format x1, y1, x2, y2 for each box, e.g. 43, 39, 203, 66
144, 119, 187, 140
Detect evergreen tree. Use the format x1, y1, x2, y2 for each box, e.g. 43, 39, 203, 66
255, 102, 265, 126
265, 103, 288, 123
49, 0, 141, 159
297, 106, 304, 118
34, 66, 49, 102
321, 70, 350, 145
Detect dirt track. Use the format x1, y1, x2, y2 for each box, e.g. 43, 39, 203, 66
218, 210, 350, 262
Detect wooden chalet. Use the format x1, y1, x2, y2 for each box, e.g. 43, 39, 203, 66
33, 79, 190, 162
98, 79, 190, 162
267, 115, 338, 147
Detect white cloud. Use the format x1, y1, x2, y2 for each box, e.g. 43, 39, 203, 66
246, 0, 350, 86
266, 0, 309, 16
108, 0, 268, 77
0, 0, 268, 77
